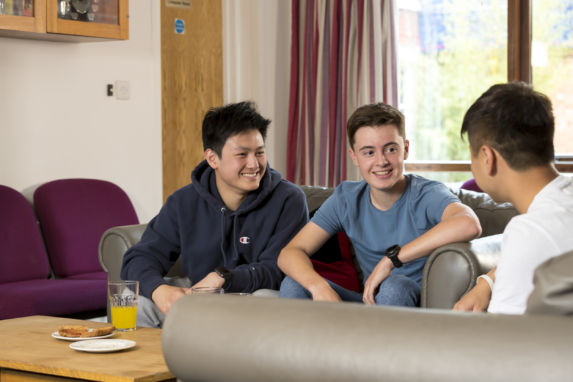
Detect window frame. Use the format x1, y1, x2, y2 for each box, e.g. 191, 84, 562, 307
404, 0, 573, 174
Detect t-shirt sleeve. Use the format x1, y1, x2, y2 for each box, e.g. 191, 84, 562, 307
310, 187, 345, 236
411, 180, 460, 227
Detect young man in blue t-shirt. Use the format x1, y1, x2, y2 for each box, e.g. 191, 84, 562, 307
278, 103, 482, 306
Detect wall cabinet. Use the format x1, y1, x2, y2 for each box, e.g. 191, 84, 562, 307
0, 0, 128, 41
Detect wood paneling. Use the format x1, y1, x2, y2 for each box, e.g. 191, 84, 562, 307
161, 0, 223, 200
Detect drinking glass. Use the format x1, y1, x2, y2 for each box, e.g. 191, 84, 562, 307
108, 280, 139, 331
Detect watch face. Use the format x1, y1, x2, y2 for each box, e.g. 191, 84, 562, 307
215, 267, 230, 279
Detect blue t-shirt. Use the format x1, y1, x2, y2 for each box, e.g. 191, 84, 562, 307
312, 174, 459, 284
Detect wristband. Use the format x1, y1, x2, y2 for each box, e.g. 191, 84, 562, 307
477, 274, 494, 291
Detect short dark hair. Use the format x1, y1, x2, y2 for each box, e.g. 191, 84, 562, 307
461, 82, 555, 171
202, 101, 270, 156
346, 103, 405, 148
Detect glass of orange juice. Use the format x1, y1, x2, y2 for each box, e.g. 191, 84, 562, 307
108, 280, 139, 331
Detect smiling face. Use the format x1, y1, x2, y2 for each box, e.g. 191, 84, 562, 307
206, 129, 267, 202
349, 124, 409, 194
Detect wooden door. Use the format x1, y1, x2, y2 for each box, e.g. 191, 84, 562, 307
161, 0, 223, 200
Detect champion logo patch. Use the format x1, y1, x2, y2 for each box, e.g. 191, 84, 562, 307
239, 236, 251, 244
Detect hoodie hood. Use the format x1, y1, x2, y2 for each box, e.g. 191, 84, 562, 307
190, 160, 282, 215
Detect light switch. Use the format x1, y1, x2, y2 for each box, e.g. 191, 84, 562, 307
115, 80, 130, 100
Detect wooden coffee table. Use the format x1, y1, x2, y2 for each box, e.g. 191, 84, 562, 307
0, 315, 175, 382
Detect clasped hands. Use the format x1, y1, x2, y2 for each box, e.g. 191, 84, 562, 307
151, 271, 224, 314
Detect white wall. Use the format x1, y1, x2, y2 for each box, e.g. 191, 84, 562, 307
0, 0, 162, 222
223, 0, 290, 176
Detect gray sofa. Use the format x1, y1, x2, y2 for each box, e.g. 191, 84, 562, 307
99, 186, 517, 310
100, 185, 573, 381
162, 249, 573, 382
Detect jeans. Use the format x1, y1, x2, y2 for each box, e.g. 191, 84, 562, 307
279, 274, 420, 307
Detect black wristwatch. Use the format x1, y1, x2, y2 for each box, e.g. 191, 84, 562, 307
214, 266, 233, 289
385, 245, 403, 268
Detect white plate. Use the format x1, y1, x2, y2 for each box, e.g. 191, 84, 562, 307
51, 331, 115, 341
69, 339, 136, 353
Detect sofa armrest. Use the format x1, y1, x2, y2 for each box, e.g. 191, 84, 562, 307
421, 234, 502, 309
98, 224, 147, 281
162, 294, 573, 382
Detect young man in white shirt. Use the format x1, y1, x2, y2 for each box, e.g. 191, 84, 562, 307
453, 82, 573, 314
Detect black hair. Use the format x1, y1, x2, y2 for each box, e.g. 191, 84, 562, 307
461, 82, 554, 170
202, 101, 270, 156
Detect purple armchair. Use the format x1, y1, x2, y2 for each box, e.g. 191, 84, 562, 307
460, 178, 483, 193
33, 178, 139, 281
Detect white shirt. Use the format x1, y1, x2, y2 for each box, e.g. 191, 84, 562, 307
488, 175, 573, 314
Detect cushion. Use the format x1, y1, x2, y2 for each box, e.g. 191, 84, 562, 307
0, 278, 107, 319
0, 185, 51, 283
311, 232, 361, 293
451, 188, 518, 237
526, 251, 573, 316
65, 271, 108, 280
33, 179, 139, 278
460, 178, 482, 192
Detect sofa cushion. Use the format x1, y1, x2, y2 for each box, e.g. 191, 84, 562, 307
0, 185, 51, 284
311, 233, 361, 293
0, 278, 107, 319
65, 271, 108, 280
526, 250, 573, 316
451, 188, 518, 237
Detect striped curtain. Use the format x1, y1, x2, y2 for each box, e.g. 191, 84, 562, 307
287, 0, 398, 187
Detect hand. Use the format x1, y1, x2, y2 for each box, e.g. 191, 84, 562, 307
185, 272, 225, 294
363, 257, 393, 305
151, 284, 189, 315
453, 279, 492, 312
309, 282, 342, 302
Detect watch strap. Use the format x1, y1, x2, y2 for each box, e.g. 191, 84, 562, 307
385, 244, 403, 268
214, 266, 232, 289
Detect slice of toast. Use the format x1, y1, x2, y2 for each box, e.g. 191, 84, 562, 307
58, 324, 115, 338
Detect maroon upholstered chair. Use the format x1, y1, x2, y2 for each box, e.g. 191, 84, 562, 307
33, 179, 139, 281
0, 185, 111, 319
461, 178, 483, 193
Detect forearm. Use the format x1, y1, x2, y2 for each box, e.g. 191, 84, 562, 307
225, 261, 283, 292
278, 247, 329, 294
121, 255, 170, 299
399, 214, 481, 263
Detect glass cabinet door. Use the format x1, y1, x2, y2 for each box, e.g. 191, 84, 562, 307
0, 0, 127, 39
0, 0, 46, 33
56, 0, 118, 24
47, 0, 128, 39
0, 0, 34, 16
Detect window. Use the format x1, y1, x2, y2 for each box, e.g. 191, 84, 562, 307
398, 0, 573, 181
532, 0, 573, 157
398, 0, 507, 183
